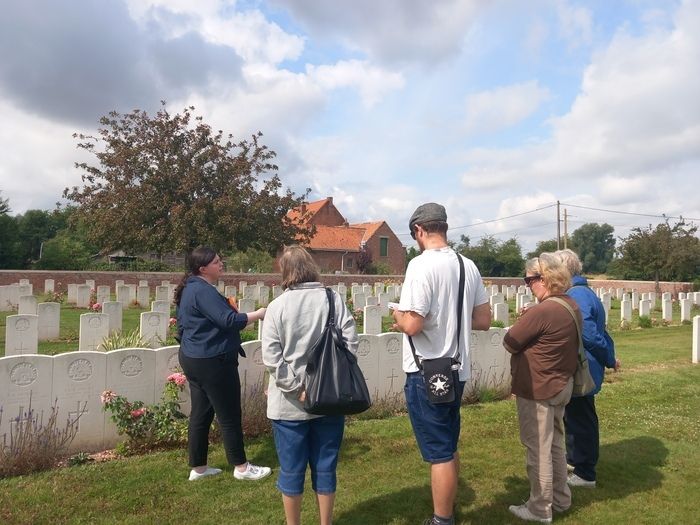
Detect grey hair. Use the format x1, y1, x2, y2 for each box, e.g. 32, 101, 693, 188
556, 248, 583, 277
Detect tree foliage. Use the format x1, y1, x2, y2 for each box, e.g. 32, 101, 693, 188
455, 235, 524, 277
526, 239, 558, 259
356, 246, 373, 274
225, 248, 276, 273
64, 104, 312, 255
612, 219, 700, 285
569, 223, 615, 274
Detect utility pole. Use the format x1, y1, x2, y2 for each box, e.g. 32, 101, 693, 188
556, 200, 561, 249
564, 208, 568, 249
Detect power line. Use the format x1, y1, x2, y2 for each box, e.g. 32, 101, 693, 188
560, 202, 700, 222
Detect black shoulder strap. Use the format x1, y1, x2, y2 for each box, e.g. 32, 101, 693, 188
324, 287, 335, 326
409, 252, 466, 371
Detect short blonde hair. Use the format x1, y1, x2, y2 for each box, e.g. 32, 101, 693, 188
526, 252, 571, 294
279, 245, 321, 289
556, 248, 582, 277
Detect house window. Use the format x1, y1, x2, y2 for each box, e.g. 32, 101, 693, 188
346, 257, 353, 269
379, 237, 389, 257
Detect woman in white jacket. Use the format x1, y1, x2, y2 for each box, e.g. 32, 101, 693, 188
262, 245, 359, 525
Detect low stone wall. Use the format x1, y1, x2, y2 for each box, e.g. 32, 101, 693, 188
0, 329, 511, 453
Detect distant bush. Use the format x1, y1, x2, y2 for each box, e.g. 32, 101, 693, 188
491, 320, 505, 328
638, 315, 653, 329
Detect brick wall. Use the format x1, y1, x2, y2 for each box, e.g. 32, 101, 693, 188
0, 270, 692, 296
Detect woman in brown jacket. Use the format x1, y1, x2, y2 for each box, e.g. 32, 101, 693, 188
503, 252, 580, 523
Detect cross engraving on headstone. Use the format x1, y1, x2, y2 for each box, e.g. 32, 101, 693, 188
386, 368, 399, 393
67, 401, 88, 432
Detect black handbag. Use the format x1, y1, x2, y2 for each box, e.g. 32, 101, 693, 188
303, 288, 372, 416
409, 253, 465, 404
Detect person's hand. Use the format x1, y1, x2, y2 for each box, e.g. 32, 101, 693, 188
254, 307, 266, 321
298, 388, 306, 402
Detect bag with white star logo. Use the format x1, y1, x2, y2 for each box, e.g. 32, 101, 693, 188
421, 357, 458, 404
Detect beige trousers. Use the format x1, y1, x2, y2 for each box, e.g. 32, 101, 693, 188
516, 378, 574, 519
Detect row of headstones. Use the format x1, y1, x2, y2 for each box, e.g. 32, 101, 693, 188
4, 303, 173, 356
619, 291, 700, 323
0, 328, 512, 452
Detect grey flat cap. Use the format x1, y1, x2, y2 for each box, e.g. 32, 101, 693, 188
409, 202, 447, 232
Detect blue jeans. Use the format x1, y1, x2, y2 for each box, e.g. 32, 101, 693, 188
272, 416, 345, 496
564, 394, 599, 481
404, 371, 465, 463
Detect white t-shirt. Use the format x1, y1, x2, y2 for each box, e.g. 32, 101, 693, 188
398, 247, 489, 381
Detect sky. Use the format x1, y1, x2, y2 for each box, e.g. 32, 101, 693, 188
1, 0, 699, 253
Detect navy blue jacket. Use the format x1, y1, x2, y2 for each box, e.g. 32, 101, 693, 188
176, 276, 249, 359
567, 275, 616, 396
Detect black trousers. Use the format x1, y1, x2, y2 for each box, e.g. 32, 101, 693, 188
179, 350, 247, 467
564, 394, 599, 481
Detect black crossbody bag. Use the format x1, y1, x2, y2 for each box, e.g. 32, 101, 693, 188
408, 254, 465, 404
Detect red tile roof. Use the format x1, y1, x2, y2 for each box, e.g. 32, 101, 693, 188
286, 198, 330, 225
306, 225, 365, 251
350, 221, 385, 243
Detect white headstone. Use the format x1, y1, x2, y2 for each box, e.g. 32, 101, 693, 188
216, 280, 225, 294
377, 333, 403, 397
101, 301, 123, 334
18, 295, 38, 315
680, 299, 691, 322
116, 285, 131, 306
155, 285, 170, 302
137, 286, 150, 307
238, 298, 256, 313
621, 300, 632, 323
374, 282, 384, 296
351, 285, 363, 297
85, 279, 95, 290
494, 302, 509, 326
224, 285, 237, 298
272, 285, 283, 300
96, 285, 111, 304
363, 305, 383, 335
0, 285, 14, 311
631, 291, 639, 310
151, 300, 171, 315
44, 279, 55, 293
5, 314, 39, 355
79, 313, 110, 351
67, 283, 78, 304
639, 300, 651, 317
355, 335, 380, 396
140, 311, 168, 348
160, 280, 170, 286
76, 284, 92, 308
259, 286, 271, 307
353, 292, 367, 309
18, 283, 32, 297
139, 280, 149, 287
115, 279, 125, 288
38, 302, 61, 341
692, 316, 700, 364
662, 299, 673, 322
679, 292, 687, 300
662, 292, 672, 302
366, 296, 379, 307
489, 293, 505, 307
52, 351, 108, 451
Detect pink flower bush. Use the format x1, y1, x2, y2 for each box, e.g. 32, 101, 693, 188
169, 317, 177, 327
100, 390, 117, 404
167, 372, 187, 387
130, 408, 147, 418
91, 303, 102, 312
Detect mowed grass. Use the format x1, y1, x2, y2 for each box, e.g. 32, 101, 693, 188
1, 322, 699, 524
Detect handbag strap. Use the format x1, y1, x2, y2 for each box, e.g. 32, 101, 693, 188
548, 296, 585, 361
409, 252, 466, 371
324, 287, 336, 326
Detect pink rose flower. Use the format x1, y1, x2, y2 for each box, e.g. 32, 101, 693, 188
100, 390, 116, 404
92, 303, 102, 311
130, 408, 147, 418
169, 317, 177, 327
167, 372, 187, 386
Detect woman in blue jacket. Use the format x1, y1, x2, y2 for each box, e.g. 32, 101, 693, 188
176, 246, 270, 481
557, 249, 619, 488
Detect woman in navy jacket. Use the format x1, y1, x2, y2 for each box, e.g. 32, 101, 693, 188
557, 249, 618, 488
176, 246, 270, 481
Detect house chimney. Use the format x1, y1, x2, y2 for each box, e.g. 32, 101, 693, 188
301, 203, 307, 214
327, 196, 333, 204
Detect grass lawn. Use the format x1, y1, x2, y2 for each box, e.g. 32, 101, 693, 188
1, 321, 699, 524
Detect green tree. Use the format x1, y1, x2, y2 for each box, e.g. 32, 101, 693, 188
526, 239, 558, 259
15, 208, 72, 266
569, 223, 615, 274
33, 229, 95, 270
225, 248, 276, 273
456, 235, 524, 277
356, 246, 373, 274
0, 193, 22, 269
405, 246, 420, 266
613, 219, 700, 289
0, 191, 9, 215
64, 104, 312, 256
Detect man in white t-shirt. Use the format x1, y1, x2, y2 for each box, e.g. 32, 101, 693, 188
393, 202, 491, 525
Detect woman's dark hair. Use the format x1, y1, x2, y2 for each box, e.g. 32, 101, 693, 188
174, 246, 218, 305
279, 245, 321, 289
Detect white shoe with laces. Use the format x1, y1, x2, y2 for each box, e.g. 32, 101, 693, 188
233, 463, 271, 481
188, 467, 222, 481
508, 504, 552, 523
567, 473, 596, 488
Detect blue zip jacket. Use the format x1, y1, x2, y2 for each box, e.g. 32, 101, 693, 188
176, 276, 249, 359
567, 275, 616, 396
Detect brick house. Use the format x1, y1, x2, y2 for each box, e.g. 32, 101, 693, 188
287, 197, 406, 274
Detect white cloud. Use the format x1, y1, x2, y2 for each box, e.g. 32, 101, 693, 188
464, 81, 551, 135
555, 0, 593, 48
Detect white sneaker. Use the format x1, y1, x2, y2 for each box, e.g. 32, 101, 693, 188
567, 473, 596, 488
508, 504, 552, 523
188, 467, 222, 481
233, 463, 272, 481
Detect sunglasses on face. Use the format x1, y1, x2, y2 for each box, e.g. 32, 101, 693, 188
524, 275, 541, 286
